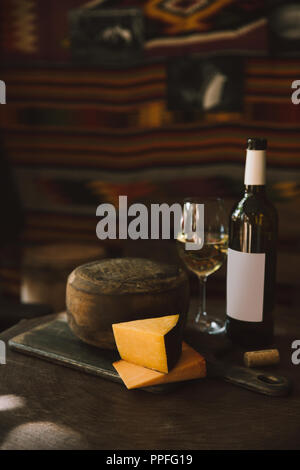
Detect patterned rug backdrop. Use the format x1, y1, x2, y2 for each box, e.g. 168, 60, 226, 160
0, 0, 300, 299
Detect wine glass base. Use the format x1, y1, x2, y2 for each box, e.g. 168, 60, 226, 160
195, 317, 225, 335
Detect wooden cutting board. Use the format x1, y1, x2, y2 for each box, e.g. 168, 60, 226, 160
8, 314, 291, 397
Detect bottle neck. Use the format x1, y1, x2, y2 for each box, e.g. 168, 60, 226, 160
244, 185, 266, 196
244, 149, 266, 186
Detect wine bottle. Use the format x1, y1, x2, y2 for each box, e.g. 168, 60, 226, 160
225, 138, 278, 348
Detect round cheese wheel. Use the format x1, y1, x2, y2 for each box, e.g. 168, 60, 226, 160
66, 257, 190, 350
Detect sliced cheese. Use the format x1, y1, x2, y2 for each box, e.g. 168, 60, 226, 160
112, 314, 182, 373
113, 342, 206, 389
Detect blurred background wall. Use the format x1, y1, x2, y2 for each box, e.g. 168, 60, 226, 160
0, 0, 299, 305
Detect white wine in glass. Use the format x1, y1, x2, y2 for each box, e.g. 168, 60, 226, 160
177, 198, 228, 334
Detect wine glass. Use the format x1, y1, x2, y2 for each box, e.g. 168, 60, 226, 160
177, 197, 228, 334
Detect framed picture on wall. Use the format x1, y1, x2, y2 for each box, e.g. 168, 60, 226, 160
167, 56, 244, 113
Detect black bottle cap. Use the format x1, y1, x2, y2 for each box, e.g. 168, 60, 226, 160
247, 138, 267, 150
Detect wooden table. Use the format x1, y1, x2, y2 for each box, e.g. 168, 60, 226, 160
0, 300, 299, 450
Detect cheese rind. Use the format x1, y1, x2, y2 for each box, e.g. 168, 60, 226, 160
112, 314, 182, 373
113, 342, 206, 389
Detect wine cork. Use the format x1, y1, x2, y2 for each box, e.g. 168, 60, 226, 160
244, 349, 280, 368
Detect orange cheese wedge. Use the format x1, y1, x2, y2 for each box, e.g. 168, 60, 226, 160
112, 314, 181, 373
113, 342, 206, 389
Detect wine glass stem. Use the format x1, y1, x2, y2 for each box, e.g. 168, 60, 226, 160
196, 276, 207, 323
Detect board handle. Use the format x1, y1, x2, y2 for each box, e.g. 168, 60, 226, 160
208, 360, 292, 397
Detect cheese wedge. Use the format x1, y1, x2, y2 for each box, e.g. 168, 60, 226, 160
112, 314, 182, 373
113, 342, 206, 389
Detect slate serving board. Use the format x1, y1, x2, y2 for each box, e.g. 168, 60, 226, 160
8, 314, 291, 397
8, 315, 180, 394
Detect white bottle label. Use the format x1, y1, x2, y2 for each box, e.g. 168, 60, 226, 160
227, 248, 265, 322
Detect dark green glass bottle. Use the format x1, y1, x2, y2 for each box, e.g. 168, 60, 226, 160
225, 138, 278, 348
